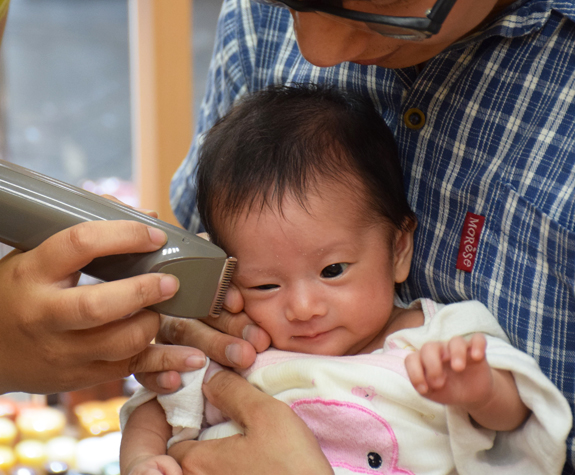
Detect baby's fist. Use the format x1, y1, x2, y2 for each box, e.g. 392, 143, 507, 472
127, 456, 183, 475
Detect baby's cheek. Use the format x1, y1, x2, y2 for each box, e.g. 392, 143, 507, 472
252, 311, 288, 349
244, 300, 278, 330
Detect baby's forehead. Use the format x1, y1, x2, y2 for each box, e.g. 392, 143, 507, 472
214, 182, 387, 246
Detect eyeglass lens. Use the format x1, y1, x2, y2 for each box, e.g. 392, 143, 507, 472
253, 0, 430, 40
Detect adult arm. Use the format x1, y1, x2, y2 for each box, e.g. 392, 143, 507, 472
0, 220, 206, 395
168, 367, 333, 475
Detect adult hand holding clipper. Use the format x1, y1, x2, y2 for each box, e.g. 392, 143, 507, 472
0, 160, 235, 394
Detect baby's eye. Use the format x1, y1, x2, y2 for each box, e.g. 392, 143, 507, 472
251, 284, 280, 291
320, 263, 349, 279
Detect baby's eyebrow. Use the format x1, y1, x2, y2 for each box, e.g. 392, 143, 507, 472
234, 267, 280, 281
309, 240, 359, 255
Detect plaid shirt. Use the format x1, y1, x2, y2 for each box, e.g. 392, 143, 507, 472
171, 0, 575, 470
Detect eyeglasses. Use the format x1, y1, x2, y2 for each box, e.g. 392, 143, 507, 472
253, 0, 458, 40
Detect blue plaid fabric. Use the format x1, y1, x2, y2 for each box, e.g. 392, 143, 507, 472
171, 0, 575, 470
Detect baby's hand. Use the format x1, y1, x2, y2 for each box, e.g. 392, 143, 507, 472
405, 334, 494, 409
126, 455, 183, 475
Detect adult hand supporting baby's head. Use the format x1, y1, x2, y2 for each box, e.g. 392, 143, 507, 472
135, 286, 271, 393
167, 367, 333, 475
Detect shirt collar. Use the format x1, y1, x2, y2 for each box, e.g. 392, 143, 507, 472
448, 0, 575, 51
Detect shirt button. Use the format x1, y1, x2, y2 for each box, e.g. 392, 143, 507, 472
404, 108, 426, 130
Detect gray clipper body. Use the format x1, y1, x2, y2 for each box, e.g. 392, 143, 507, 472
0, 159, 236, 319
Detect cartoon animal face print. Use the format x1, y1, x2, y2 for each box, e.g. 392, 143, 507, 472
291, 398, 414, 474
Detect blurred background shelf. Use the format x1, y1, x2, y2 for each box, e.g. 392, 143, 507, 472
1, 0, 223, 224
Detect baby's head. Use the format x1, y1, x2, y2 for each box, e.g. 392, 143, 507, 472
197, 84, 417, 356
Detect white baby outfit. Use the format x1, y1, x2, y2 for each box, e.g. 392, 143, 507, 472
121, 299, 572, 474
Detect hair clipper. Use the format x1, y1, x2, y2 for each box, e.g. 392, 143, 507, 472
0, 159, 236, 319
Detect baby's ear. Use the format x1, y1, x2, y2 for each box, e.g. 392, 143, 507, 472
393, 222, 415, 284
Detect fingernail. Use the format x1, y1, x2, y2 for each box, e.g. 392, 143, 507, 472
223, 291, 235, 311
148, 227, 168, 245
416, 384, 428, 394
242, 324, 261, 346
140, 209, 158, 216
185, 354, 206, 369
225, 344, 243, 366
160, 275, 180, 297
156, 372, 174, 390
203, 362, 224, 383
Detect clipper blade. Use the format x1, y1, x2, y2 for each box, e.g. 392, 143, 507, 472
209, 257, 238, 317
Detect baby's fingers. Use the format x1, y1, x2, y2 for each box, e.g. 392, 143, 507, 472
405, 352, 428, 394
419, 342, 447, 389
469, 333, 487, 361
447, 336, 469, 372
129, 456, 182, 475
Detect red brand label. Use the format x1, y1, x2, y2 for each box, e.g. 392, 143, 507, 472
456, 212, 485, 273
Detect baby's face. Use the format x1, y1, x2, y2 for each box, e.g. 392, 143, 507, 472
218, 183, 413, 356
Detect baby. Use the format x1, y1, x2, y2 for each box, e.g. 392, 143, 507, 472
120, 85, 571, 475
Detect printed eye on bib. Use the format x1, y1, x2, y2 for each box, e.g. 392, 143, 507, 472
456, 212, 485, 272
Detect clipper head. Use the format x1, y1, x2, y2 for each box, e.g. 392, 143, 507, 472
143, 254, 238, 319
209, 257, 238, 318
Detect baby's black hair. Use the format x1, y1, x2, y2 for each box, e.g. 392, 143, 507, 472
196, 84, 416, 247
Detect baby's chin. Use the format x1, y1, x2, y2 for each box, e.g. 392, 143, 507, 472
275, 336, 350, 357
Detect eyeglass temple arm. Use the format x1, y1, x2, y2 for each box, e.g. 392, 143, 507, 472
427, 0, 458, 32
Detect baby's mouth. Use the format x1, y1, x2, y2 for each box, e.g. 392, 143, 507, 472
292, 330, 331, 340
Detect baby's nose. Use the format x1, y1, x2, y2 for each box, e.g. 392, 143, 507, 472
285, 284, 327, 322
